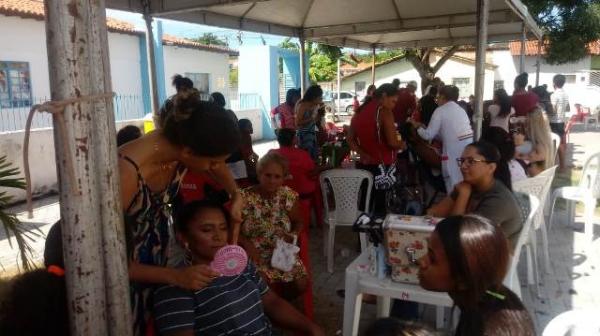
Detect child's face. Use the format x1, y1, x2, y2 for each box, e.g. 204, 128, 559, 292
183, 208, 229, 262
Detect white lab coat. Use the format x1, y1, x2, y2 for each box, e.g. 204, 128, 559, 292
417, 101, 473, 192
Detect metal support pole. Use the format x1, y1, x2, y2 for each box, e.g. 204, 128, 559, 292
299, 34, 307, 94
336, 58, 341, 115
535, 37, 542, 86
473, 0, 489, 140
519, 23, 526, 73
44, 1, 132, 335
143, 2, 160, 117
371, 46, 376, 85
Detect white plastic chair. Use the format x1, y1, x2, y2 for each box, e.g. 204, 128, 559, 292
503, 193, 539, 299
542, 309, 600, 336
513, 165, 558, 277
550, 132, 561, 164
549, 152, 600, 242
320, 169, 373, 273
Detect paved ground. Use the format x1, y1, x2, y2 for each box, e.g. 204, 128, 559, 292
1, 125, 599, 335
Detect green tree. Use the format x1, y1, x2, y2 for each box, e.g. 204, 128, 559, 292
277, 38, 343, 83
522, 0, 600, 64
191, 32, 229, 46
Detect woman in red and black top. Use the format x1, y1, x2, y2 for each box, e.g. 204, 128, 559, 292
348, 83, 406, 214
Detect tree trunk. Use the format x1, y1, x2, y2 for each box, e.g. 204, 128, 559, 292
406, 46, 460, 95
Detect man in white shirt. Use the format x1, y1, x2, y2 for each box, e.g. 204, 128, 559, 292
410, 85, 473, 192
550, 74, 569, 171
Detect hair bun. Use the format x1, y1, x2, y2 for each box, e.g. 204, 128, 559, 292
172, 88, 200, 121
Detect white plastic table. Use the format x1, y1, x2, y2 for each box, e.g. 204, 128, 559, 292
343, 252, 454, 336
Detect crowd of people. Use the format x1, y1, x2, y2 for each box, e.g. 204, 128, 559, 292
0, 69, 568, 335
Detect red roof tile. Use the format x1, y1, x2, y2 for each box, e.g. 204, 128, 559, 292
509, 40, 600, 56
162, 34, 238, 56
0, 0, 139, 34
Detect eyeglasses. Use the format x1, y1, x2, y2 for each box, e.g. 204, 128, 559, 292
456, 157, 491, 167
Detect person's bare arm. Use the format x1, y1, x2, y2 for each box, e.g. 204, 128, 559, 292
207, 163, 243, 244
287, 200, 304, 237
262, 291, 324, 335
129, 262, 218, 290
449, 182, 472, 216
426, 196, 455, 217
380, 108, 406, 150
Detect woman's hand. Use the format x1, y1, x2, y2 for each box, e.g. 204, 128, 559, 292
172, 265, 219, 290
513, 133, 525, 146
228, 192, 244, 244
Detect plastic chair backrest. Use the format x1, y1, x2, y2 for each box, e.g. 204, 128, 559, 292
319, 169, 373, 225
579, 151, 600, 199
507, 193, 539, 281
513, 166, 557, 228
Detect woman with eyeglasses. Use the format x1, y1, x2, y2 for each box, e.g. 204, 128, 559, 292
427, 141, 523, 249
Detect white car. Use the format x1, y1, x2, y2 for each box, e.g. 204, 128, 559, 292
323, 90, 359, 115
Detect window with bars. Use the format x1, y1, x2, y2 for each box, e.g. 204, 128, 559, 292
590, 72, 600, 88
0, 61, 32, 108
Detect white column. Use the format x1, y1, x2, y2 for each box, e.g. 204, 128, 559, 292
519, 23, 526, 73
371, 46, 376, 85
535, 37, 542, 86
143, 5, 160, 116
299, 34, 307, 94
44, 1, 132, 335
473, 0, 489, 140
337, 58, 341, 115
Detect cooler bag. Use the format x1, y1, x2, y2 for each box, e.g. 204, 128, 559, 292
383, 214, 441, 284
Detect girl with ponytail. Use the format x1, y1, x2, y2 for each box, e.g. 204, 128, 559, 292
427, 141, 524, 249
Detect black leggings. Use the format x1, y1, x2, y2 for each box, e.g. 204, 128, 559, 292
356, 163, 389, 216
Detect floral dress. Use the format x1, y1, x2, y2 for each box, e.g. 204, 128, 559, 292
120, 155, 187, 336
241, 186, 307, 283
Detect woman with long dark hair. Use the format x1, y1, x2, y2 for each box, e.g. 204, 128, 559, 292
295, 85, 324, 160
347, 83, 406, 214
487, 88, 514, 132
427, 141, 523, 249
118, 89, 243, 335
418, 215, 535, 335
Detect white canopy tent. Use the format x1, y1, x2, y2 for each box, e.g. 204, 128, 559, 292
107, 0, 543, 139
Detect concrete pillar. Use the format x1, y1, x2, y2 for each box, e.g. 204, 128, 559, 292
473, 0, 489, 140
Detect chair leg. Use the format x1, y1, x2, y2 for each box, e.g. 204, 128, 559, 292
529, 231, 542, 298
327, 225, 336, 273
540, 220, 551, 274
584, 197, 596, 244
435, 306, 445, 330
343, 270, 362, 336
548, 195, 558, 231
376, 297, 391, 318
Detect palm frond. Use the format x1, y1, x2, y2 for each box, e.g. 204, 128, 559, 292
0, 155, 36, 271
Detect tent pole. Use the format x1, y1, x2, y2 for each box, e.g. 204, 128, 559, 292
371, 46, 376, 85
519, 23, 526, 73
299, 33, 307, 94
336, 58, 341, 118
44, 0, 131, 335
473, 0, 489, 140
535, 37, 542, 86
143, 1, 160, 118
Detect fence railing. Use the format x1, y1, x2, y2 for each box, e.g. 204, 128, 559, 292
0, 94, 147, 133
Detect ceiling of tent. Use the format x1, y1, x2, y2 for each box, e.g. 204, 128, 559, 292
105, 0, 542, 50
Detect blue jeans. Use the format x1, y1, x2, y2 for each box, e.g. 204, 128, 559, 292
297, 130, 318, 160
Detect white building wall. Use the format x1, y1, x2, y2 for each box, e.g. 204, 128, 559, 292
491, 50, 592, 93
163, 46, 230, 101
341, 56, 495, 100
0, 14, 144, 129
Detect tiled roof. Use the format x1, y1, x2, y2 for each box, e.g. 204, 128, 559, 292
509, 40, 600, 56
162, 34, 239, 56
0, 0, 140, 34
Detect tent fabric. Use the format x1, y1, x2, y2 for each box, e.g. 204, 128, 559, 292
105, 0, 542, 50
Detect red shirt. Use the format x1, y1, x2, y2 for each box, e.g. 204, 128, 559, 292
179, 172, 223, 204
351, 100, 396, 165
270, 147, 316, 196
511, 89, 539, 117
392, 88, 417, 125
270, 103, 296, 129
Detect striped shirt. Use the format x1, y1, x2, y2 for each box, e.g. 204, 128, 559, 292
550, 88, 569, 123
153, 262, 271, 335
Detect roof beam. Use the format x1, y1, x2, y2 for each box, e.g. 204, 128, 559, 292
158, 10, 300, 37
152, 0, 273, 16
303, 9, 514, 38
314, 32, 528, 50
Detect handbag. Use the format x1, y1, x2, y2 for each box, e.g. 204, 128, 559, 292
270, 235, 299, 272
373, 106, 397, 190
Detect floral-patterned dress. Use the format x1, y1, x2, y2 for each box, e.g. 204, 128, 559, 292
241, 186, 307, 283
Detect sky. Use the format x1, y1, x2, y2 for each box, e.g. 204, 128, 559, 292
106, 9, 292, 50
